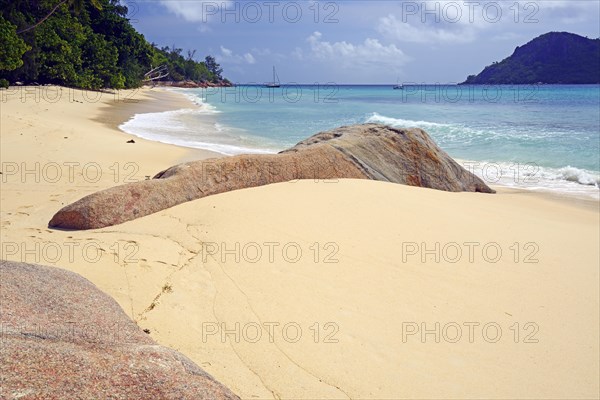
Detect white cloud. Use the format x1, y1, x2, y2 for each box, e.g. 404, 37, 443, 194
378, 1, 514, 45
218, 46, 257, 65
220, 46, 233, 57
306, 31, 408, 68
244, 53, 256, 64
159, 0, 232, 22
378, 14, 476, 44
378, 1, 600, 45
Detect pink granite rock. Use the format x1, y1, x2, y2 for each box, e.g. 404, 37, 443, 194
0, 260, 239, 400
49, 124, 494, 230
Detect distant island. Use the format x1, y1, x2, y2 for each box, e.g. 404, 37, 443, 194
463, 32, 600, 84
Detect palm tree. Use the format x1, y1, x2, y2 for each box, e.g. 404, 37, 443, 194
17, 0, 102, 34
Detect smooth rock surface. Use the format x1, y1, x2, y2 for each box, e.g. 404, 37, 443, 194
0, 260, 239, 400
49, 124, 494, 229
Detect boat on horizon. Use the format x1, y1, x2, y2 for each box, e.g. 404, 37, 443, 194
265, 66, 281, 88
393, 78, 404, 90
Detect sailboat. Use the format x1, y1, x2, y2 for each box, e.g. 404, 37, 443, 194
265, 66, 281, 88
393, 78, 404, 90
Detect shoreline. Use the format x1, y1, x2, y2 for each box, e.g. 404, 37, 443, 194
492, 185, 600, 212
121, 86, 284, 156
95, 86, 224, 164
1, 85, 598, 398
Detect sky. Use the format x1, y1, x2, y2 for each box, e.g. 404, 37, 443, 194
130, 0, 600, 84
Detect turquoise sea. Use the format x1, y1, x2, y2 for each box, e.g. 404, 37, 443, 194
120, 84, 600, 199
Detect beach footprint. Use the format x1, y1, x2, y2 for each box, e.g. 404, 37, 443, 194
16, 205, 34, 216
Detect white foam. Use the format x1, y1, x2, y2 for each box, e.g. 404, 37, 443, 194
120, 108, 193, 133
119, 107, 278, 156
163, 87, 222, 114
457, 159, 600, 200
365, 112, 448, 129
171, 139, 275, 155
551, 166, 600, 186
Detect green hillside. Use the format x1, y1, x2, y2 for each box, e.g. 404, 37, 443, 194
464, 32, 600, 84
0, 0, 227, 89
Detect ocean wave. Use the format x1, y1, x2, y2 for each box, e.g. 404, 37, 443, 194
364, 113, 493, 146
164, 88, 222, 114
541, 166, 600, 187
365, 112, 448, 128
120, 109, 193, 133
364, 113, 574, 145
182, 93, 221, 114
457, 159, 599, 199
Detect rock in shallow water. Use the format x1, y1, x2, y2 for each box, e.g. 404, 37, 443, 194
49, 124, 494, 230
0, 260, 239, 400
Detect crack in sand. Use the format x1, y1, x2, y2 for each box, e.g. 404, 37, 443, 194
89, 225, 198, 320
191, 228, 349, 399
121, 260, 135, 319
204, 248, 282, 400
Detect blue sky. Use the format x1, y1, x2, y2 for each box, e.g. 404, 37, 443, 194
131, 1, 600, 83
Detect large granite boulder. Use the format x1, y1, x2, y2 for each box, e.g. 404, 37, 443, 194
0, 260, 239, 400
49, 124, 494, 230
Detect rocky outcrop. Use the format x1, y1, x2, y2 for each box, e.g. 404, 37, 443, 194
0, 260, 239, 400
156, 80, 234, 88
49, 124, 494, 230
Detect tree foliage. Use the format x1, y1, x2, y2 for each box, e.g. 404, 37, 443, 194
204, 55, 223, 80
0, 15, 30, 71
0, 0, 225, 88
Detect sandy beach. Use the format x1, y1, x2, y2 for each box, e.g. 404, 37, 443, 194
1, 86, 598, 399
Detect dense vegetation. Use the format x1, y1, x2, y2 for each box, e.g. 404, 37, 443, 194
0, 0, 227, 89
464, 32, 600, 84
